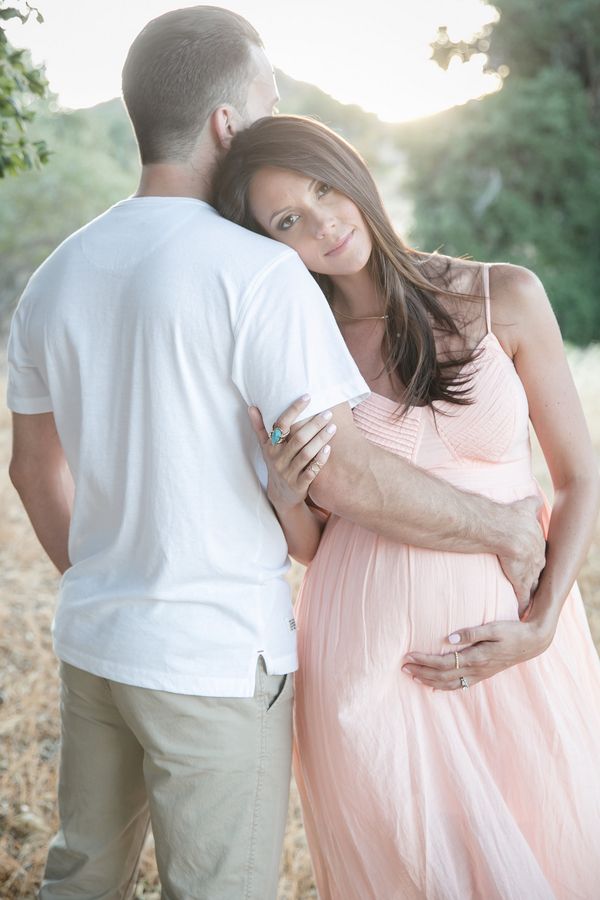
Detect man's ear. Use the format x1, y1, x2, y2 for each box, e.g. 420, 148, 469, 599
211, 105, 241, 150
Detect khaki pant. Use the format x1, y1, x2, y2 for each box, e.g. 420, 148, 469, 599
40, 658, 293, 900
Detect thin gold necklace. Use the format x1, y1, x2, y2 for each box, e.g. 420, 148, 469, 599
331, 307, 388, 321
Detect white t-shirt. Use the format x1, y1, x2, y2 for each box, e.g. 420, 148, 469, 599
7, 197, 369, 696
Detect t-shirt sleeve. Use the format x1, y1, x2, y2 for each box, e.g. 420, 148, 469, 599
232, 251, 370, 430
6, 299, 53, 414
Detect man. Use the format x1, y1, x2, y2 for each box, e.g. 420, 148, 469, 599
7, 7, 544, 899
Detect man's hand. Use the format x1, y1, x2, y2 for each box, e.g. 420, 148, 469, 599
402, 619, 553, 691
498, 497, 546, 613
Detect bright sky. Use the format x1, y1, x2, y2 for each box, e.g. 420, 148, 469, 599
6, 0, 501, 123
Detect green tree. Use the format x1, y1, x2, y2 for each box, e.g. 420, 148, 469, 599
277, 70, 388, 170
402, 0, 600, 344
0, 1, 49, 176
1, 73, 391, 328
0, 99, 139, 323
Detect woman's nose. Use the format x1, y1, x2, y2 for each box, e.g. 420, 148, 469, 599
313, 212, 336, 239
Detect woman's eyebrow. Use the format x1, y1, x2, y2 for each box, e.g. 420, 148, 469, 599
269, 205, 291, 225
268, 180, 318, 225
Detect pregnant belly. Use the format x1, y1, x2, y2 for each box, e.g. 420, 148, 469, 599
296, 516, 520, 673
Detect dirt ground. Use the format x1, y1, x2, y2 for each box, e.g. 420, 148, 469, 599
1, 346, 599, 898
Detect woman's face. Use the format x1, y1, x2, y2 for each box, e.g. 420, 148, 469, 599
248, 167, 373, 276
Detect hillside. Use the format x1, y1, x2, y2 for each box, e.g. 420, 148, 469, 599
0, 70, 403, 330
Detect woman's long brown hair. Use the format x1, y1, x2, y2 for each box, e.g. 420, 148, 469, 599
214, 115, 480, 410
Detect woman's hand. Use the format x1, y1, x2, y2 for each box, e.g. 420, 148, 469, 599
249, 395, 336, 512
401, 616, 555, 691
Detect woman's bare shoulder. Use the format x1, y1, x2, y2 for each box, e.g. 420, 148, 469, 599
420, 255, 553, 353
489, 262, 544, 299
421, 253, 480, 293
488, 263, 554, 356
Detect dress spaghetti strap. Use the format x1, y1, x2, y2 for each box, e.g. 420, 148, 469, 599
483, 263, 492, 334
482, 263, 492, 334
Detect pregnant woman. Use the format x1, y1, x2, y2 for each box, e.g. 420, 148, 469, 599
215, 116, 600, 899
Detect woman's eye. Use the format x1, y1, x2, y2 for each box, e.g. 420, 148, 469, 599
317, 183, 331, 198
279, 214, 300, 231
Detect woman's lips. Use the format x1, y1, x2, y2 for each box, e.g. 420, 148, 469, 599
325, 230, 354, 256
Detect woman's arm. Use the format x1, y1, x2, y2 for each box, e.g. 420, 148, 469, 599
248, 397, 334, 565
269, 500, 327, 567
497, 264, 600, 638
402, 264, 600, 689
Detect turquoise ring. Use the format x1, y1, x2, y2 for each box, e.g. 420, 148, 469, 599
270, 424, 290, 445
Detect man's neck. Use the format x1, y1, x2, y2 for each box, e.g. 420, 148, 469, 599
135, 161, 214, 202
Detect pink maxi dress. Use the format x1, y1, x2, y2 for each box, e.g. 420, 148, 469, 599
293, 266, 600, 899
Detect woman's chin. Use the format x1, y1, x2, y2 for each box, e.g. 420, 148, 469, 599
307, 258, 370, 279
326, 263, 369, 278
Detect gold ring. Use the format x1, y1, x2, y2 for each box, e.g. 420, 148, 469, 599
459, 676, 469, 690
454, 651, 460, 670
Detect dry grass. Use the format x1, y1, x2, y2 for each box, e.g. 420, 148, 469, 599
1, 346, 599, 899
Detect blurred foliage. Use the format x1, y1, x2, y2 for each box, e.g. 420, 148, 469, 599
276, 71, 388, 169
0, 1, 49, 176
0, 72, 390, 328
433, 0, 600, 93
2, 2, 599, 345
402, 0, 600, 344
0, 98, 139, 323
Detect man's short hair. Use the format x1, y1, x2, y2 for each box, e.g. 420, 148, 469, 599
122, 6, 263, 164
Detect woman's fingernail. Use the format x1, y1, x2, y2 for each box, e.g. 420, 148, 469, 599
448, 633, 461, 644
301, 394, 310, 401
323, 445, 331, 455
326, 424, 336, 434
322, 410, 333, 420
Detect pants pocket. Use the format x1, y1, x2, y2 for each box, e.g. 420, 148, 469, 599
256, 657, 293, 714
266, 673, 288, 712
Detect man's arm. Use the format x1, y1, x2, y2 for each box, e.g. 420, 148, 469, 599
308, 402, 544, 606
9, 412, 73, 574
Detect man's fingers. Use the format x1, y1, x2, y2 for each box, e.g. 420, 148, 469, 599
520, 600, 534, 622
498, 558, 536, 607
516, 494, 543, 518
